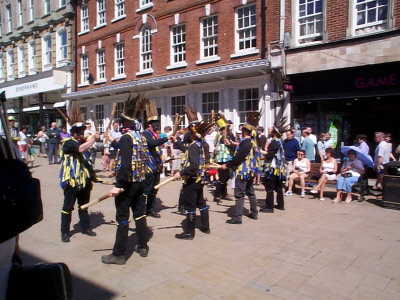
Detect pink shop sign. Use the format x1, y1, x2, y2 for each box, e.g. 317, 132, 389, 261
354, 74, 398, 89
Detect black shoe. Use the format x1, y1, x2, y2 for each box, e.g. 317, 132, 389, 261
200, 228, 211, 234
175, 232, 194, 240
101, 254, 126, 265
260, 208, 274, 213
247, 212, 258, 220
61, 233, 70, 243
147, 211, 161, 218
274, 205, 285, 211
134, 245, 150, 257
82, 229, 97, 236
358, 197, 365, 202
178, 207, 186, 215
226, 219, 242, 224
213, 197, 221, 204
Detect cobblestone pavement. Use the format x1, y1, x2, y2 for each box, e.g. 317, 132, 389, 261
19, 155, 400, 299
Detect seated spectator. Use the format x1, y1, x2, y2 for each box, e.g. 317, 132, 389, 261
285, 150, 311, 198
333, 149, 365, 203
310, 148, 338, 201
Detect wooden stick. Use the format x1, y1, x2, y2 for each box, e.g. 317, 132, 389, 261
211, 110, 214, 123
107, 103, 117, 130
172, 113, 182, 135
55, 107, 69, 124
81, 188, 124, 209
154, 177, 175, 190
90, 110, 98, 131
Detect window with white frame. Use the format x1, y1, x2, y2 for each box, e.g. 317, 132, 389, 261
97, 0, 106, 26
354, 0, 389, 34
7, 49, 15, 80
171, 96, 186, 128
95, 104, 104, 133
18, 0, 23, 27
140, 24, 152, 72
81, 54, 89, 84
96, 49, 105, 81
18, 44, 25, 77
297, 0, 323, 44
202, 92, 219, 120
60, 0, 67, 7
115, 43, 125, 76
0, 54, 4, 80
42, 35, 52, 68
44, 0, 51, 15
57, 29, 68, 63
171, 24, 186, 64
140, 0, 152, 8
28, 40, 36, 73
0, 12, 3, 36
6, 5, 12, 33
29, 0, 35, 21
235, 4, 256, 53
238, 88, 259, 124
201, 15, 218, 59
114, 102, 124, 121
81, 106, 87, 122
81, 2, 89, 32
115, 0, 125, 19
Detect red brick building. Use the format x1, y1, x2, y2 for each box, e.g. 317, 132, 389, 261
63, 0, 284, 132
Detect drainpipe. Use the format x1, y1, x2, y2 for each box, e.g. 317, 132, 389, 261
280, 0, 285, 43
261, 0, 267, 59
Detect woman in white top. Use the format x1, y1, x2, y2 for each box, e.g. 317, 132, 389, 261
310, 148, 338, 201
36, 126, 48, 157
17, 126, 28, 160
286, 150, 311, 198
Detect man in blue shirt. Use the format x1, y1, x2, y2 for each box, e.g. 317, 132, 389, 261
284, 129, 301, 183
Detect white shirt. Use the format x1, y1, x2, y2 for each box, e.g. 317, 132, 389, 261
374, 141, 391, 170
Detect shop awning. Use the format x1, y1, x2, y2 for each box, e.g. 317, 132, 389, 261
53, 101, 66, 108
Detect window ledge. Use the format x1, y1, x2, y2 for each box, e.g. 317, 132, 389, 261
167, 62, 188, 70
93, 24, 107, 31
18, 72, 26, 78
111, 74, 126, 81
42, 64, 52, 71
112, 15, 126, 23
196, 56, 221, 65
136, 69, 153, 76
94, 79, 107, 85
78, 83, 89, 87
230, 49, 259, 58
78, 30, 90, 36
136, 3, 154, 13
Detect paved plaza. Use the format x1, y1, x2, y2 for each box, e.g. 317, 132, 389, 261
18, 154, 400, 299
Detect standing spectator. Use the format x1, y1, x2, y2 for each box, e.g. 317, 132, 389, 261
160, 126, 172, 139
317, 133, 327, 161
27, 138, 35, 168
356, 134, 370, 155
107, 121, 122, 178
84, 123, 97, 166
59, 127, 71, 141
301, 130, 315, 162
36, 126, 48, 157
204, 127, 217, 161
283, 128, 301, 184
324, 132, 334, 148
170, 130, 184, 176
373, 132, 391, 190
17, 126, 28, 162
47, 122, 60, 165
7, 116, 18, 139
385, 133, 396, 161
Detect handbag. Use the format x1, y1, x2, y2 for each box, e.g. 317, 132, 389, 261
0, 159, 43, 243
343, 172, 352, 178
311, 173, 323, 181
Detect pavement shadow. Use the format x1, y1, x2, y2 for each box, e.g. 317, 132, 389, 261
71, 211, 112, 236
125, 227, 154, 261
18, 251, 117, 300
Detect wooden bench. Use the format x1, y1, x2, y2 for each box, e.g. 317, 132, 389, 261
293, 162, 337, 186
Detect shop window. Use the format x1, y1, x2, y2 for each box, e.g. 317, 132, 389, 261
171, 96, 186, 129
238, 88, 259, 124
202, 92, 219, 121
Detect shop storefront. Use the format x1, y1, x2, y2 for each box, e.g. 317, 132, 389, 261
289, 61, 400, 150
